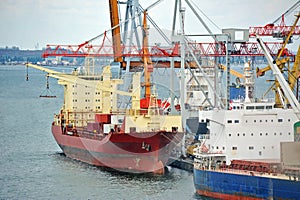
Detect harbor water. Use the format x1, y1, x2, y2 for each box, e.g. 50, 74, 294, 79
0, 65, 205, 199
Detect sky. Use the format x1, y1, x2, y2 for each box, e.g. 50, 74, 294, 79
0, 0, 299, 50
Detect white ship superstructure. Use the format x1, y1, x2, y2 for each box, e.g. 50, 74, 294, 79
198, 102, 297, 164
184, 66, 215, 112
195, 61, 299, 164
179, 60, 217, 133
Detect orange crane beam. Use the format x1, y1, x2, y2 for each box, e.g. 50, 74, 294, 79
218, 64, 245, 79
108, 0, 122, 63
142, 10, 152, 98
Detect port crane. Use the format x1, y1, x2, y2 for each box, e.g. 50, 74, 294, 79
41, 1, 296, 65
257, 35, 300, 114
256, 12, 300, 107
256, 12, 300, 77
249, 1, 300, 38
39, 1, 300, 111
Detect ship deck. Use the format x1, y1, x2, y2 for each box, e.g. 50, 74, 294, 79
194, 162, 300, 181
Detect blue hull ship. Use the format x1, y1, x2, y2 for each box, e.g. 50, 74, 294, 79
194, 166, 300, 199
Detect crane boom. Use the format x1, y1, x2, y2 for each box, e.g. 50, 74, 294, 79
26, 63, 134, 97
218, 64, 245, 79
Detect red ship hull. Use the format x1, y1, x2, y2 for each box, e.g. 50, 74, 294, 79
52, 125, 183, 173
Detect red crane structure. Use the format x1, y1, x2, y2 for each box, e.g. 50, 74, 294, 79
249, 15, 300, 38
249, 1, 300, 38
42, 40, 291, 63
41, 1, 298, 68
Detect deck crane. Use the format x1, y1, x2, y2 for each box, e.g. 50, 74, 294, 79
256, 12, 300, 107
25, 63, 134, 97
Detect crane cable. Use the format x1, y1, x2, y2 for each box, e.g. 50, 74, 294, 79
188, 0, 222, 32
82, 0, 164, 46
272, 0, 300, 24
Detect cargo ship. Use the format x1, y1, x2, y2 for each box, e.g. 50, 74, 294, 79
192, 37, 300, 199
193, 95, 300, 199
26, 63, 184, 174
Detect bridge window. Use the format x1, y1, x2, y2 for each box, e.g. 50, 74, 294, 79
246, 106, 254, 110
255, 106, 264, 109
